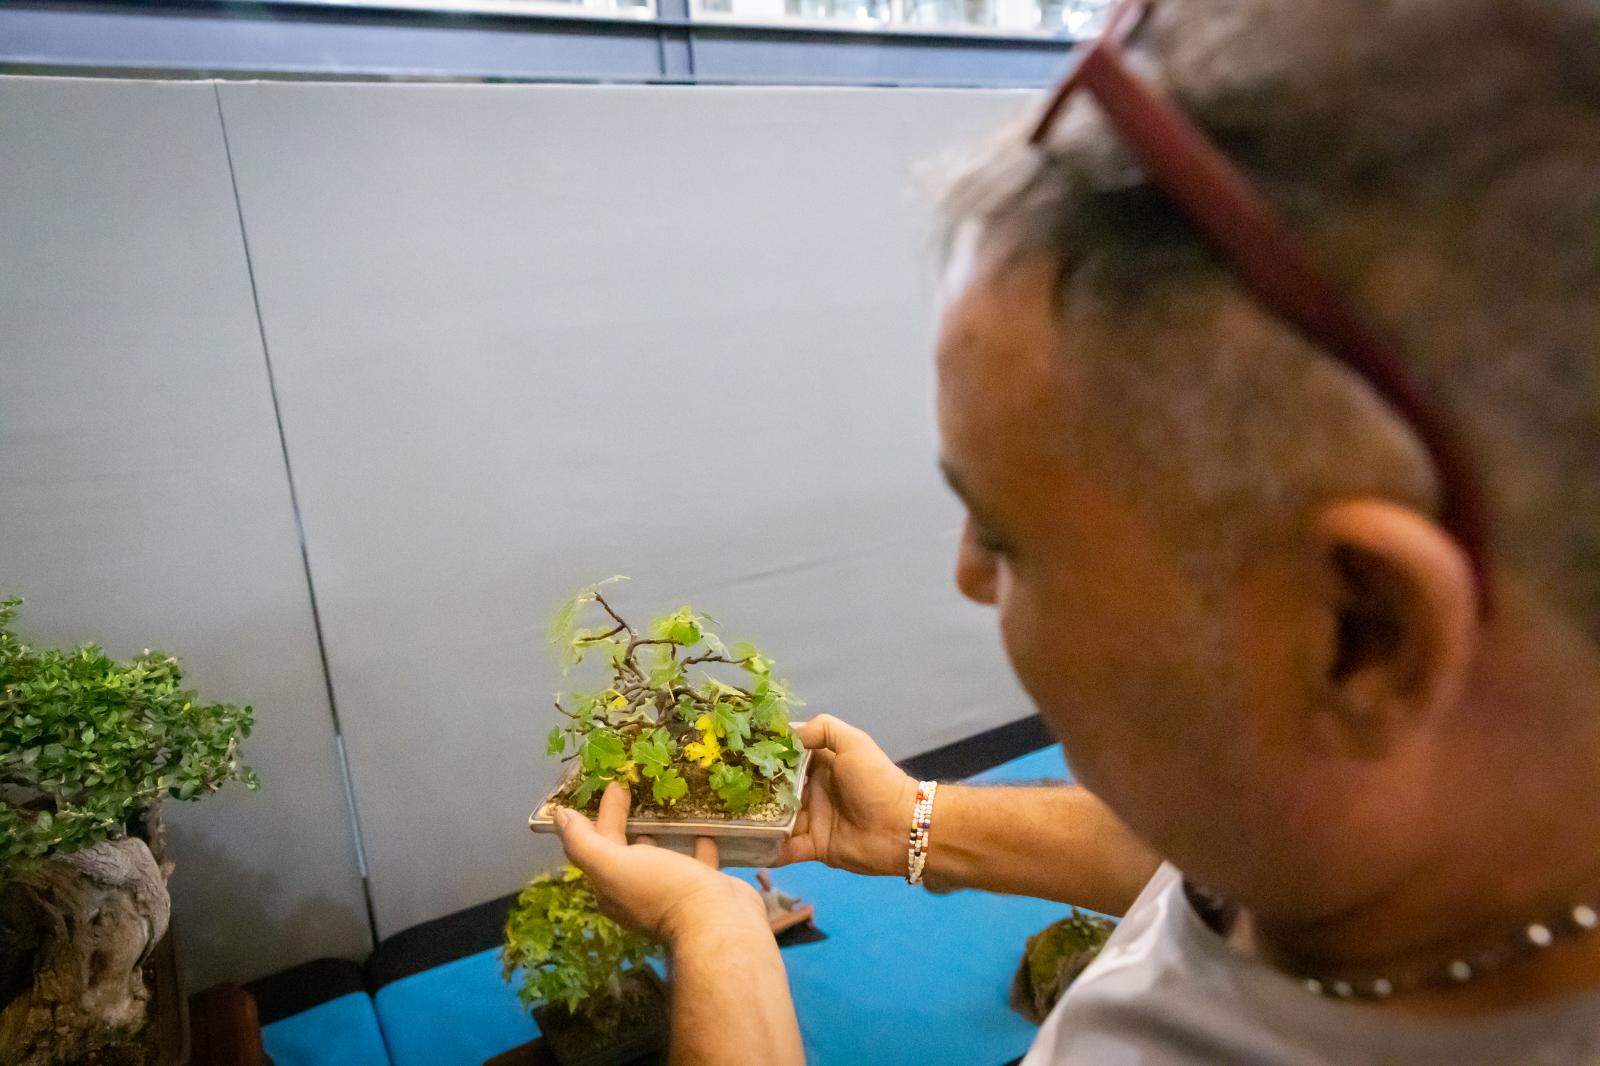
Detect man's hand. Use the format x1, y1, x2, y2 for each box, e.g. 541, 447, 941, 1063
554, 782, 767, 943
560, 783, 805, 1065
772, 714, 919, 877
772, 715, 1160, 911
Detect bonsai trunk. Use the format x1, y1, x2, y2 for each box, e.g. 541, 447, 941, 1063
0, 832, 172, 1066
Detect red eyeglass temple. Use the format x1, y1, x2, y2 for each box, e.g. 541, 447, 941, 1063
1027, 0, 1494, 614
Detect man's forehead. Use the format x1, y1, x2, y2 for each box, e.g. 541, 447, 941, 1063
936, 247, 1073, 417
934, 244, 1086, 526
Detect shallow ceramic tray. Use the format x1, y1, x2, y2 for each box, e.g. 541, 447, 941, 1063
529, 749, 812, 868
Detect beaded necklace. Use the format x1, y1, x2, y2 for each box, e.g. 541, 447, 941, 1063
1184, 880, 1600, 1001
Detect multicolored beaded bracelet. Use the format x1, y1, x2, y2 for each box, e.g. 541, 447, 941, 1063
906, 780, 939, 885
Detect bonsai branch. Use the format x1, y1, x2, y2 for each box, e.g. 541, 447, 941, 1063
575, 623, 626, 646
590, 592, 632, 636
680, 653, 746, 667
622, 637, 674, 663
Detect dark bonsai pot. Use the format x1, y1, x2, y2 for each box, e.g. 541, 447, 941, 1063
150, 931, 190, 1066
490, 968, 667, 1066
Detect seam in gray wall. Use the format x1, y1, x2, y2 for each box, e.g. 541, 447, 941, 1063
211, 81, 382, 949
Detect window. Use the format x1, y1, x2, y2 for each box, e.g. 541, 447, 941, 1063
692, 0, 1111, 36
271, 0, 657, 21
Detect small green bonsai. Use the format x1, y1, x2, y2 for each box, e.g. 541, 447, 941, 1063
0, 598, 258, 870
0, 596, 258, 1066
1009, 909, 1117, 1023
546, 579, 803, 818
501, 866, 663, 1027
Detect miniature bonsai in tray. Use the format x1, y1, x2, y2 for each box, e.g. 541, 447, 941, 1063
498, 866, 667, 1066
528, 579, 808, 865
0, 597, 257, 1066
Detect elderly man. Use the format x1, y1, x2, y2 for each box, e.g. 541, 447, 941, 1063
551, 0, 1600, 1060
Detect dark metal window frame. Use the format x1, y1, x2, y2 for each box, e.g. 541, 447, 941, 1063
0, 0, 1078, 86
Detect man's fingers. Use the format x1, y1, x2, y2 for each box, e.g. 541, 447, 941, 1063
596, 781, 632, 844
634, 833, 656, 847
794, 714, 871, 755
770, 809, 812, 867
806, 746, 837, 776
771, 830, 819, 867
802, 756, 834, 808
693, 836, 719, 869
554, 807, 613, 869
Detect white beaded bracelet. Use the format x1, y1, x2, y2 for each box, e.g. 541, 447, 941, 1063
906, 780, 939, 885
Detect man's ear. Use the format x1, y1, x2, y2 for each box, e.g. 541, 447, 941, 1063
1311, 499, 1479, 754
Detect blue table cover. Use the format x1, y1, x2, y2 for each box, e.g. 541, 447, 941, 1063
729, 743, 1073, 1066
304, 742, 1076, 1066
262, 991, 390, 1066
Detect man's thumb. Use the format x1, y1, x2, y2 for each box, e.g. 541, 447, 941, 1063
554, 807, 608, 867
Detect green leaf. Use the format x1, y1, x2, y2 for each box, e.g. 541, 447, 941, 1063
733, 642, 773, 676
570, 690, 604, 730
710, 701, 752, 752
645, 650, 685, 690
651, 770, 687, 806
774, 779, 800, 811
708, 763, 754, 815
546, 727, 566, 756
629, 728, 673, 779
570, 775, 604, 808
743, 738, 795, 781
579, 730, 626, 777
651, 607, 703, 648
548, 577, 629, 671
750, 689, 789, 733
548, 577, 628, 642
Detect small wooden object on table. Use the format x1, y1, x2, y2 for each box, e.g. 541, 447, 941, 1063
187, 983, 268, 1066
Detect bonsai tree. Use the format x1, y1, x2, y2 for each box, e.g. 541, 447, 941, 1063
1009, 909, 1117, 1024
0, 598, 257, 1066
502, 865, 662, 1017
546, 579, 803, 820
501, 866, 666, 1061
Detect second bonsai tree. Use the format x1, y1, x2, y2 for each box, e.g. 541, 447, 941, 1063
544, 579, 804, 821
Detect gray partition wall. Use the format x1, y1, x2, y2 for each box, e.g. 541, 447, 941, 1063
2, 74, 1041, 975
216, 82, 1037, 938
0, 78, 372, 987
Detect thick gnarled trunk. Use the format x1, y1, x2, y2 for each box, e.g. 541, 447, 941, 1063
0, 835, 171, 1066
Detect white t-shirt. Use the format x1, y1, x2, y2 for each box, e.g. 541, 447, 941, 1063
1023, 864, 1600, 1065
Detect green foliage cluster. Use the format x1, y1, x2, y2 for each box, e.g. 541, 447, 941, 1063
501, 866, 663, 1021
0, 598, 258, 871
1013, 908, 1118, 1022
546, 578, 803, 816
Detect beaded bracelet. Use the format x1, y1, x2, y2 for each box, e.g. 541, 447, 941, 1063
906, 780, 939, 885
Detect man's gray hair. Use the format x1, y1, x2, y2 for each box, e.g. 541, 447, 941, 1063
939, 0, 1600, 633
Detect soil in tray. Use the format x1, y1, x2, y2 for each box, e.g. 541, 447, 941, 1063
552, 768, 792, 825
